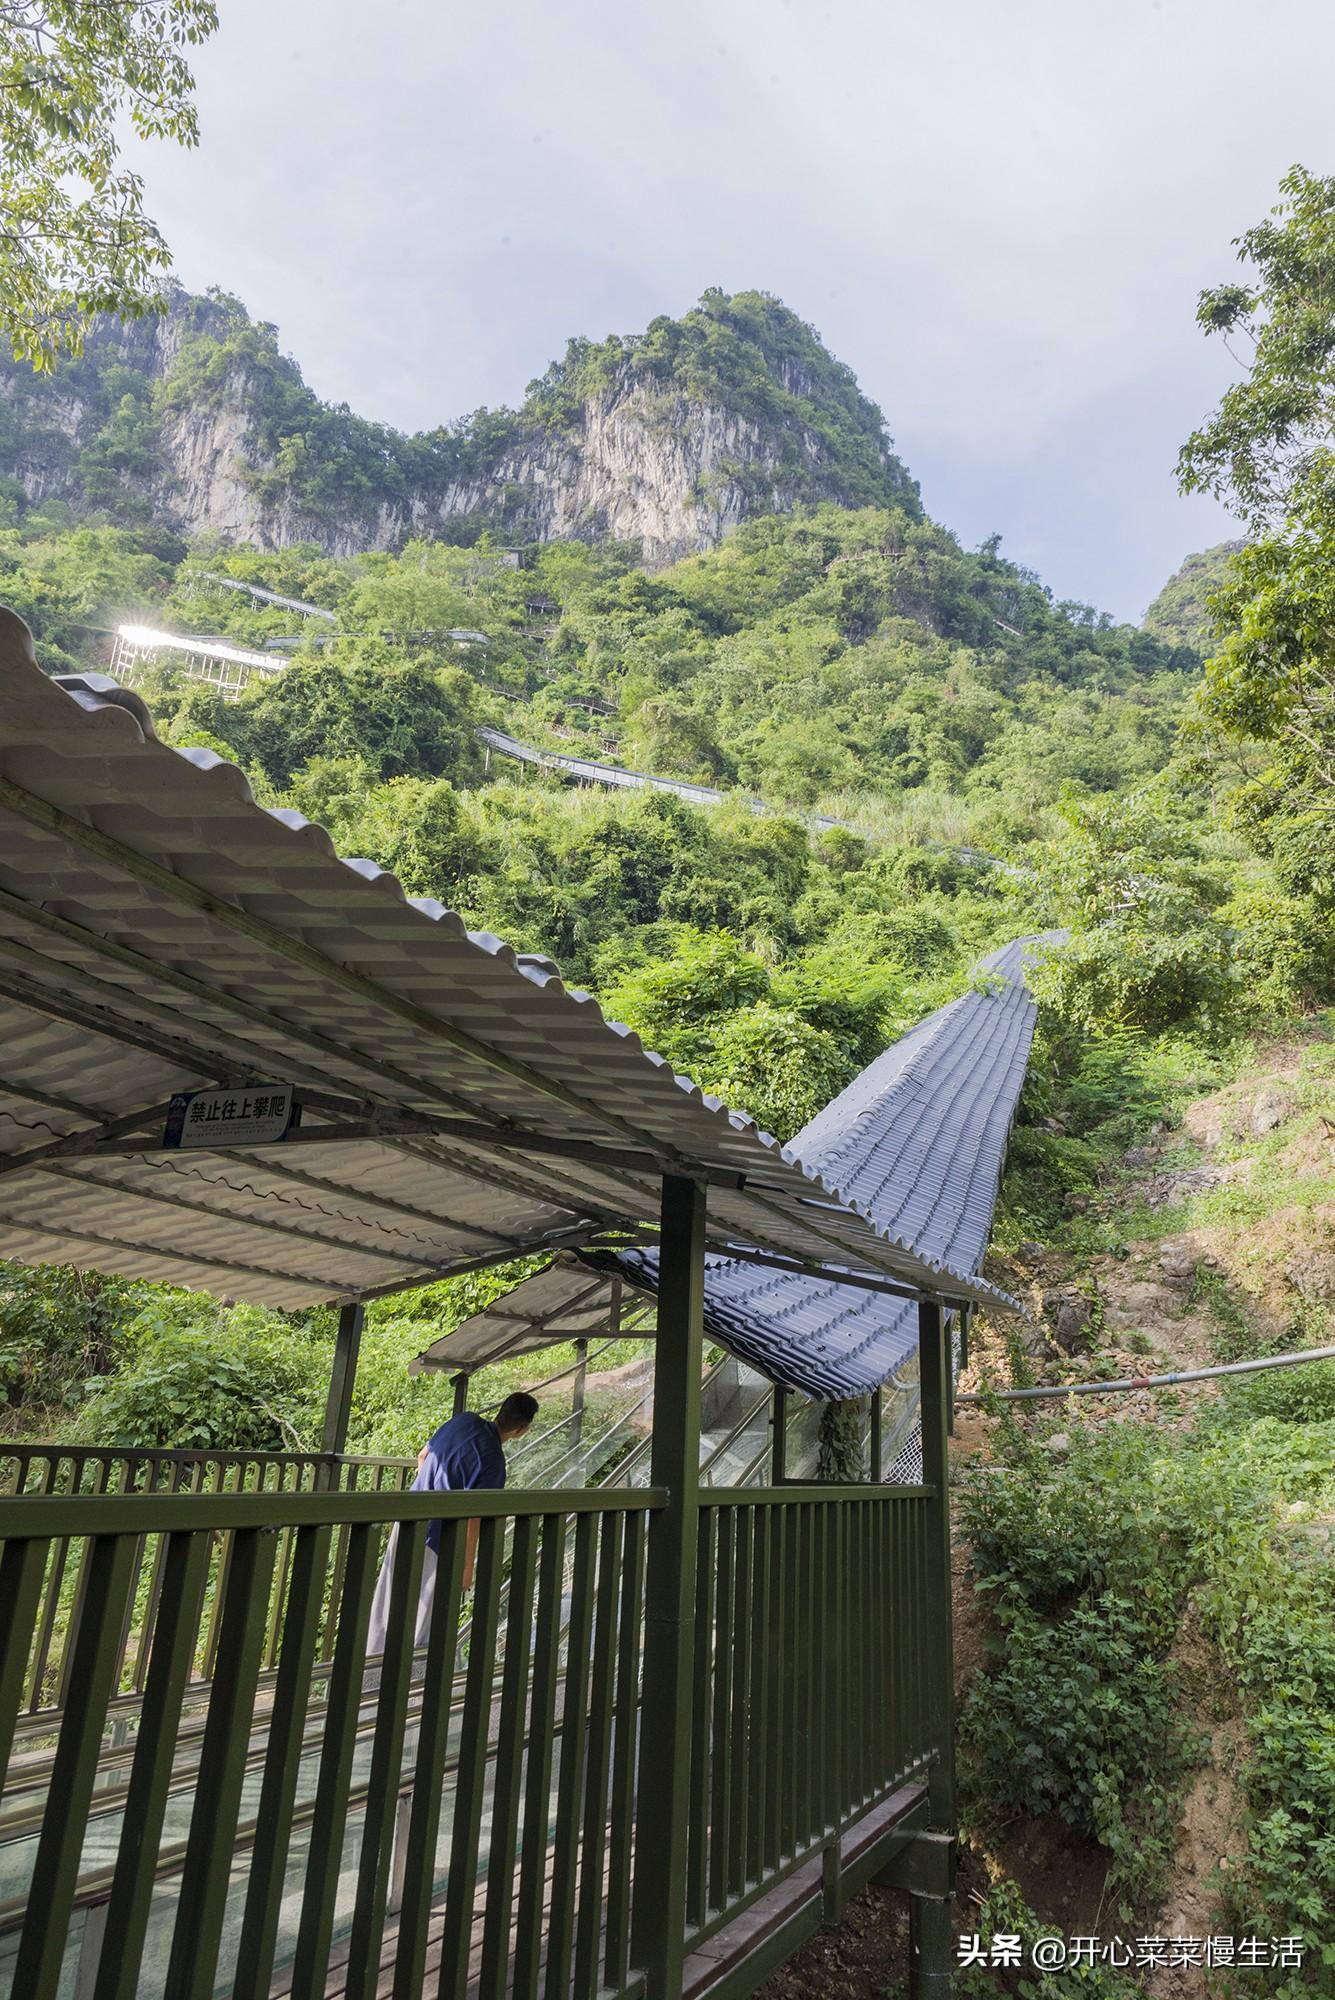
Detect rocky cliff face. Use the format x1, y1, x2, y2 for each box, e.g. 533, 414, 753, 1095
484, 384, 863, 565
0, 288, 917, 564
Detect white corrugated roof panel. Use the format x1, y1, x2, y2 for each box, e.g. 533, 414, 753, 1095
0, 611, 1008, 1314
409, 1260, 653, 1372
415, 941, 1051, 1397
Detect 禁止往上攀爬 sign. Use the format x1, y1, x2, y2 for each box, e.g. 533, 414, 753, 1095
163, 1085, 299, 1149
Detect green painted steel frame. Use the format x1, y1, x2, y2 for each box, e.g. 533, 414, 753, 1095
633, 1174, 708, 2000
0, 1216, 959, 2000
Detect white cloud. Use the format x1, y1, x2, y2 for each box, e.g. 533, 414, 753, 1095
133, 0, 1324, 616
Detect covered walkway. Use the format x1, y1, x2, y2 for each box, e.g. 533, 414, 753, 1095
0, 607, 1027, 1999
417, 937, 1045, 1483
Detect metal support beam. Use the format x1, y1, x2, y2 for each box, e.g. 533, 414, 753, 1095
319, 1302, 364, 1464
870, 1385, 883, 1483
631, 1175, 705, 2000
946, 1312, 957, 1439
36, 1111, 747, 1189
874, 1828, 956, 1898
913, 1299, 956, 2000
910, 1892, 955, 1999
771, 1384, 789, 1484
570, 1339, 588, 1447
450, 1372, 469, 1420
0, 1101, 175, 1182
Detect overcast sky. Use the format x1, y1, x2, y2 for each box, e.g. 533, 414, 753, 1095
132, 0, 1335, 620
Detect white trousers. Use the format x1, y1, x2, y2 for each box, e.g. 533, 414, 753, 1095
364, 1524, 439, 1658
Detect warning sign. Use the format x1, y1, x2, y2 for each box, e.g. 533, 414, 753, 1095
163, 1085, 299, 1150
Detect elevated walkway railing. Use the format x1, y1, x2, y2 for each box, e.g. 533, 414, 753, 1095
0, 1477, 939, 1999
0, 1445, 416, 1723
0, 1442, 416, 1498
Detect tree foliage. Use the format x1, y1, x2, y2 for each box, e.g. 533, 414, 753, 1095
601, 927, 899, 1140
1140, 540, 1244, 656
1177, 166, 1335, 911
524, 288, 920, 515
1028, 788, 1238, 1033
0, 0, 216, 369
146, 652, 489, 790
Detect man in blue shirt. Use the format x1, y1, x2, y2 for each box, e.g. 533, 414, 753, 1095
366, 1391, 538, 1654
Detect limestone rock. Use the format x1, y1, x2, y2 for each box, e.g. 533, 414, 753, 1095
1250, 1089, 1292, 1137
1055, 1302, 1093, 1352
1103, 1280, 1185, 1333
1140, 1164, 1230, 1211
1043, 1288, 1095, 1354
1158, 1241, 1199, 1287
1286, 1250, 1335, 1302
0, 290, 913, 567
1182, 1101, 1224, 1149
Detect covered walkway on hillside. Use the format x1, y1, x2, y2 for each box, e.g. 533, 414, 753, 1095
0, 606, 1014, 2000
415, 938, 1048, 1485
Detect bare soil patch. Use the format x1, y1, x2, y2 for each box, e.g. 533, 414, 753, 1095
1143, 1607, 1248, 2000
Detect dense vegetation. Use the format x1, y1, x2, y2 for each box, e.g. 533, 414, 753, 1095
522, 287, 919, 512
4, 171, 1335, 1982
2, 470, 1329, 1465
0, 283, 914, 538
957, 1015, 1335, 1990
1141, 539, 1244, 651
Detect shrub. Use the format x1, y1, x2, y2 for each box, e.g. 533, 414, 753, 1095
960, 1428, 1209, 1914
994, 1127, 1102, 1241
0, 1261, 137, 1425
73, 1302, 325, 1451
1222, 1359, 1335, 1426
962, 1596, 1199, 1911
957, 1877, 1147, 1999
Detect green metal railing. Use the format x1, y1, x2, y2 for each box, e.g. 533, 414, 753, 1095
0, 1476, 940, 2000
0, 1442, 416, 1498
686, 1490, 933, 1952
0, 1445, 417, 1724
0, 1485, 659, 2000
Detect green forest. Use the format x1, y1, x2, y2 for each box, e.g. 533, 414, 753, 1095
3, 147, 1335, 1989
3, 228, 1333, 1458
0, 284, 918, 536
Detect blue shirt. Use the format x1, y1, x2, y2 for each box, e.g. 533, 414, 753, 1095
413, 1411, 506, 1552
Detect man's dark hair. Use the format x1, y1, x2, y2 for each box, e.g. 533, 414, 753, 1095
496, 1391, 539, 1432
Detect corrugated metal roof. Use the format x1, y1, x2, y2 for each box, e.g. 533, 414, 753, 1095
417, 938, 1051, 1399
0, 610, 1015, 1314
410, 1259, 653, 1372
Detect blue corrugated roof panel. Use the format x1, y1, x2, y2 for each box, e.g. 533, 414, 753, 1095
614, 936, 1050, 1399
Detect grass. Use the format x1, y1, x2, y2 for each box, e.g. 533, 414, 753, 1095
969, 1004, 1335, 1988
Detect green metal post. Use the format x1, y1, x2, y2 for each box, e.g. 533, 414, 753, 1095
319, 1302, 364, 1471
771, 1384, 789, 1484
450, 1371, 469, 1419
910, 1893, 955, 1995
571, 1338, 589, 1446
631, 1175, 706, 2000
870, 1386, 883, 1484
913, 1298, 956, 1998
